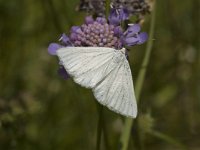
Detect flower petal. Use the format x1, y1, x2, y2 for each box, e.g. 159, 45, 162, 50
119, 8, 129, 20
125, 24, 141, 38
85, 16, 94, 24
71, 26, 81, 33
60, 33, 72, 46
70, 33, 78, 41
58, 66, 70, 80
108, 9, 121, 26
96, 17, 107, 24
124, 37, 139, 46
137, 32, 148, 44
48, 43, 62, 55
109, 8, 130, 26
114, 26, 123, 37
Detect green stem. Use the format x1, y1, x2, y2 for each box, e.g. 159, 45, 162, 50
96, 104, 103, 150
106, 0, 111, 18
102, 115, 110, 150
119, 1, 157, 150
45, 0, 62, 32
96, 104, 110, 150
148, 130, 188, 150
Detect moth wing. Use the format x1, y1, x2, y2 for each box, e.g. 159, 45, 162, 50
57, 47, 117, 88
93, 56, 137, 118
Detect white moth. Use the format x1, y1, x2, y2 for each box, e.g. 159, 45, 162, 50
57, 47, 137, 118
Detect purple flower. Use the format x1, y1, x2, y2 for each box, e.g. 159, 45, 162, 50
70, 33, 78, 41
58, 66, 70, 80
110, 0, 150, 20
71, 26, 81, 33
137, 32, 148, 44
96, 17, 107, 24
122, 24, 148, 46
123, 37, 139, 46
48, 35, 73, 79
85, 16, 94, 24
108, 8, 129, 26
125, 24, 141, 37
114, 26, 123, 37
59, 34, 72, 46
48, 43, 63, 55
48, 34, 72, 55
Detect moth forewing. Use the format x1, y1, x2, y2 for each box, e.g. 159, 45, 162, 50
57, 47, 137, 118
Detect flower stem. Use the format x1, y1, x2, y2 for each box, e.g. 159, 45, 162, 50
102, 115, 110, 150
106, 0, 111, 18
45, 0, 63, 33
119, 1, 157, 150
96, 104, 103, 150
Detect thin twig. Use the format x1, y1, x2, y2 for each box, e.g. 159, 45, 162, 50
102, 114, 110, 150
45, 0, 63, 33
106, 0, 111, 18
119, 1, 157, 150
96, 104, 103, 150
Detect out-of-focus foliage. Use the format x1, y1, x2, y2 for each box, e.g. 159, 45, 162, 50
0, 0, 199, 150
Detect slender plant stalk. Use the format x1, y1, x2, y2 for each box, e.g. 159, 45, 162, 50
96, 103, 110, 150
106, 0, 111, 18
119, 1, 157, 150
96, 104, 103, 150
45, 0, 63, 32
102, 115, 110, 150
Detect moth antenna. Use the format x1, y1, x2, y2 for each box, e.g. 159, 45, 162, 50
110, 3, 114, 9
116, 9, 120, 15
58, 36, 63, 41
128, 23, 134, 26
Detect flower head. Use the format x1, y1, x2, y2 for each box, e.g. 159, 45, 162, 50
111, 0, 151, 22
122, 24, 148, 46
77, 0, 106, 17
69, 17, 122, 49
108, 8, 129, 26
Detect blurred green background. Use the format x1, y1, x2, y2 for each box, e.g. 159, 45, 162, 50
0, 0, 199, 150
